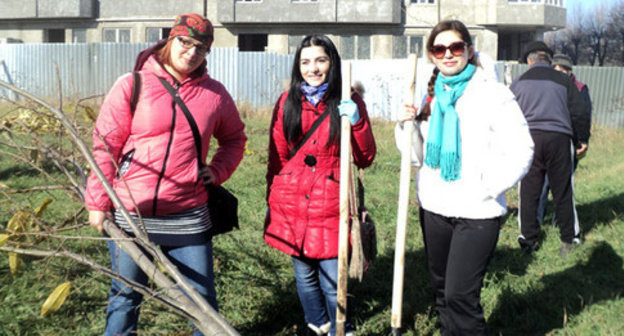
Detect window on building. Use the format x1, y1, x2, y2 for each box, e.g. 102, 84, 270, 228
292, 0, 318, 2
341, 36, 355, 60
146, 27, 171, 43
543, 0, 564, 5
239, 34, 268, 51
72, 29, 86, 43
393, 35, 424, 58
410, 0, 435, 3
340, 35, 370, 60
46, 29, 65, 43
357, 36, 371, 60
508, 0, 546, 3
288, 35, 305, 54
103, 28, 131, 43
236, 0, 262, 2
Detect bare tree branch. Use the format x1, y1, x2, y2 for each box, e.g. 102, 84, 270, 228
0, 79, 240, 335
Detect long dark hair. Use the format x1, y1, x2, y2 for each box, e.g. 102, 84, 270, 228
283, 35, 342, 146
418, 20, 477, 121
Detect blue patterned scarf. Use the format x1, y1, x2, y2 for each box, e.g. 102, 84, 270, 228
301, 82, 328, 106
424, 63, 476, 181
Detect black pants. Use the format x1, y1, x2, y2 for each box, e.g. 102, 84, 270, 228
519, 130, 579, 245
420, 208, 500, 336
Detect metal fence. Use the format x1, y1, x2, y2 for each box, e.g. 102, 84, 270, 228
1, 43, 623, 127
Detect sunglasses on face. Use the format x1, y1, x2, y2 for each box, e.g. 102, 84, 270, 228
176, 36, 209, 54
430, 41, 467, 59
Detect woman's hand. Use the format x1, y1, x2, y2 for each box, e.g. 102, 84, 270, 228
89, 210, 113, 233
338, 99, 360, 125
398, 104, 417, 122
199, 165, 216, 186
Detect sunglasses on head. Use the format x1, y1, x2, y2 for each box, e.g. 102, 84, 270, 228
430, 41, 467, 59
176, 36, 209, 53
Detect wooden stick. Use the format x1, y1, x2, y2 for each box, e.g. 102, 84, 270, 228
336, 60, 352, 336
390, 54, 418, 336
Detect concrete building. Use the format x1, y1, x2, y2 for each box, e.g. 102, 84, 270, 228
0, 0, 566, 60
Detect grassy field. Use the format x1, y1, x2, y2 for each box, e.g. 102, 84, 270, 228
1, 110, 624, 335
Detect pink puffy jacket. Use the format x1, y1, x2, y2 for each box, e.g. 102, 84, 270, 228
85, 55, 247, 216
264, 92, 376, 259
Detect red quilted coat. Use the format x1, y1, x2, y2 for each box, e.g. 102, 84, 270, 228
264, 91, 376, 259
85, 55, 247, 216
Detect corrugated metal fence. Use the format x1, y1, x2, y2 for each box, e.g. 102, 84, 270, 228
1, 43, 623, 127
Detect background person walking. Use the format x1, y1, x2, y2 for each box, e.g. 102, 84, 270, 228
511, 42, 591, 257
536, 53, 592, 225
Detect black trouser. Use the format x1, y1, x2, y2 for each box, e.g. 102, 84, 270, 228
420, 208, 500, 336
519, 130, 579, 245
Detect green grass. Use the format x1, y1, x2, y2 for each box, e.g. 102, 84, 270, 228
1, 111, 624, 335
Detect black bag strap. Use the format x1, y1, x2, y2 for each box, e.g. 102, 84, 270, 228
288, 108, 331, 159
130, 71, 141, 114
157, 77, 204, 170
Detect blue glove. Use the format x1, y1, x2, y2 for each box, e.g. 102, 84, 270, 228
338, 99, 360, 125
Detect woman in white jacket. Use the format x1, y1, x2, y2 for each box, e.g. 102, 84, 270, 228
396, 20, 533, 335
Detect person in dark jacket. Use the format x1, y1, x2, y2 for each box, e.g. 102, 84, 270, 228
536, 53, 592, 224
511, 41, 591, 257
264, 35, 376, 336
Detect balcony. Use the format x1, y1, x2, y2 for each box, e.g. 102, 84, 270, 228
218, 0, 400, 24
482, 0, 566, 30
0, 0, 96, 19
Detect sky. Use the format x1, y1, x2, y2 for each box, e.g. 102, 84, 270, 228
565, 0, 619, 11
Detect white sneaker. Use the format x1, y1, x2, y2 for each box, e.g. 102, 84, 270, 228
307, 321, 331, 335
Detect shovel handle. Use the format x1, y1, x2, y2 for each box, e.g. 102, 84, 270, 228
336, 61, 352, 336
390, 53, 418, 333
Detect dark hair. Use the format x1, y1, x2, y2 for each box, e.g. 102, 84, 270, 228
283, 35, 342, 146
418, 20, 477, 121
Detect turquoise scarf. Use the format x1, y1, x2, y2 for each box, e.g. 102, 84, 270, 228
424, 63, 476, 181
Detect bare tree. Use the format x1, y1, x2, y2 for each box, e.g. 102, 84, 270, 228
565, 3, 588, 65
609, 0, 624, 65
586, 4, 613, 66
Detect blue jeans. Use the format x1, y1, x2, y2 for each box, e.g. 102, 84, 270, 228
105, 241, 217, 336
292, 256, 351, 335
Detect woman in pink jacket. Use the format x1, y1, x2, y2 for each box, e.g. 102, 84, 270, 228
265, 35, 376, 336
85, 14, 246, 336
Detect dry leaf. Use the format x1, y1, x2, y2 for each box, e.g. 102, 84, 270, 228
40, 281, 72, 317
34, 198, 53, 217
9, 252, 21, 275
0, 234, 9, 247
7, 210, 30, 233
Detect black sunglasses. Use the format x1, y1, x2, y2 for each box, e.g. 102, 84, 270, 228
430, 41, 467, 59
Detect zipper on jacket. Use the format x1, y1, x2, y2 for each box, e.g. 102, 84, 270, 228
151, 81, 179, 216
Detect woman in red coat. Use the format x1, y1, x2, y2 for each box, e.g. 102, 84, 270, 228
265, 35, 376, 336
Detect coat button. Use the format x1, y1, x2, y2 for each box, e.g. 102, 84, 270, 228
305, 195, 309, 199
311, 168, 315, 172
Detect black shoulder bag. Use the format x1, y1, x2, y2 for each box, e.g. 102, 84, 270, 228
134, 75, 239, 237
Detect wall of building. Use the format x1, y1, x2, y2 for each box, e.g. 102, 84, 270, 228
0, 0, 566, 61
